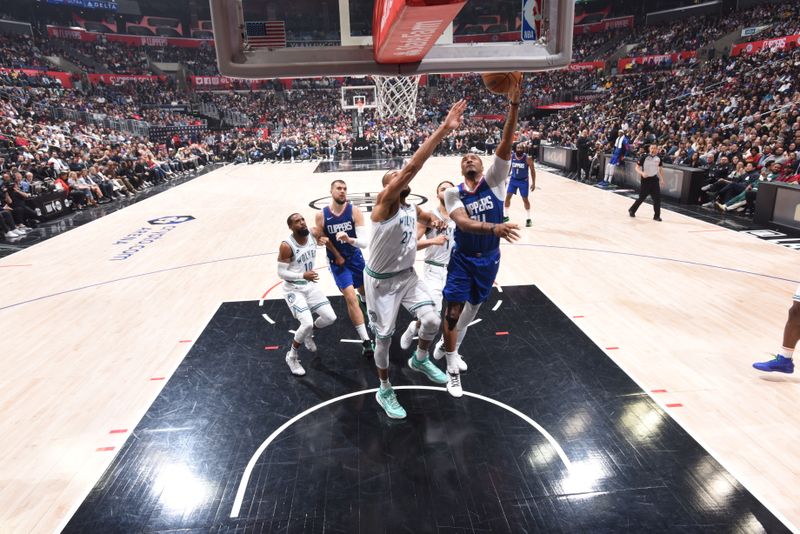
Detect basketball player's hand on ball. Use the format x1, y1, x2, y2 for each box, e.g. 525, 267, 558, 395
493, 222, 521, 243
303, 271, 319, 282
443, 99, 467, 131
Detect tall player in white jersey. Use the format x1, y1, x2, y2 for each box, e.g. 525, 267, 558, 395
398, 180, 467, 371
277, 213, 337, 376
365, 100, 467, 419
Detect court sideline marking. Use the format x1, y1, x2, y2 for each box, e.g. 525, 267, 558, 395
229, 385, 572, 518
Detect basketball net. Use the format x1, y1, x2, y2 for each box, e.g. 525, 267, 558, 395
372, 75, 421, 122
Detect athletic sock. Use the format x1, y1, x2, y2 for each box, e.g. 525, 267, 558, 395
779, 346, 794, 360
380, 378, 391, 390
525, 208, 531, 220
355, 323, 370, 341
445, 351, 460, 373
415, 347, 429, 362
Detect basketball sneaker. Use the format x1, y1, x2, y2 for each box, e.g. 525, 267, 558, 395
446, 371, 463, 398
376, 386, 407, 419
433, 340, 468, 372
285, 351, 306, 376
753, 355, 794, 374
303, 336, 317, 352
526, 219, 532, 227
362, 340, 375, 359
503, 216, 510, 222
400, 322, 417, 350
408, 353, 447, 384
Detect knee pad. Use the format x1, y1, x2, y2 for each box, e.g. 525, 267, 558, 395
456, 302, 481, 330
373, 337, 391, 370
417, 308, 441, 341
314, 305, 336, 329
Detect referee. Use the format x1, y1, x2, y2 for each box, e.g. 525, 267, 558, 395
629, 144, 664, 221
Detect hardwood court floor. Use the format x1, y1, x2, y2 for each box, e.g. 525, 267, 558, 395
0, 157, 798, 533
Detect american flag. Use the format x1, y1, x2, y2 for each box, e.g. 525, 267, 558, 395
245, 21, 286, 49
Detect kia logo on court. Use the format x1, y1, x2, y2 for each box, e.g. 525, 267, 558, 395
309, 193, 427, 213
148, 215, 196, 225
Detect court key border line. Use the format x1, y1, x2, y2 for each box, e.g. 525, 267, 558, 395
4, 243, 799, 314
229, 384, 572, 518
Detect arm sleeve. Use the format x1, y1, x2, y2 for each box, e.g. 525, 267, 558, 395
485, 154, 512, 188
351, 225, 370, 249
444, 186, 462, 215
277, 261, 299, 282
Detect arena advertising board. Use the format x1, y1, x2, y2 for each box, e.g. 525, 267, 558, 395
731, 33, 800, 56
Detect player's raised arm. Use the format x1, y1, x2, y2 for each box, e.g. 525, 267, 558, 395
494, 79, 522, 162
377, 100, 466, 206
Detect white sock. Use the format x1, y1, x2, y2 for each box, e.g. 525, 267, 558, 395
415, 347, 429, 361
380, 378, 391, 390
445, 351, 460, 373
525, 208, 531, 220
779, 346, 794, 360
355, 323, 370, 341
289, 345, 299, 356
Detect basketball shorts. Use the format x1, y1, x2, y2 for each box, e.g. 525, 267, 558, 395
507, 179, 529, 198
443, 248, 501, 306
364, 268, 435, 339
329, 250, 365, 290
283, 281, 331, 319
794, 284, 800, 302
423, 261, 447, 314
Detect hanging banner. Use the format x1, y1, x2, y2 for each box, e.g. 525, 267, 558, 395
574, 16, 634, 35
47, 25, 212, 48
731, 34, 800, 56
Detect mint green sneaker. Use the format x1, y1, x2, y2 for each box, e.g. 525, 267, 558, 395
408, 353, 447, 384
376, 386, 407, 419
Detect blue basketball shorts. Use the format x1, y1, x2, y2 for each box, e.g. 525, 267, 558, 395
330, 251, 365, 290
443, 248, 501, 305
507, 179, 529, 198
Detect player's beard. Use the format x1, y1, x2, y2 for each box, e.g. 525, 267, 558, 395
463, 169, 479, 181
297, 228, 310, 237
333, 197, 346, 205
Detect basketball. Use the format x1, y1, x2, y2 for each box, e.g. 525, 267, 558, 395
481, 71, 522, 95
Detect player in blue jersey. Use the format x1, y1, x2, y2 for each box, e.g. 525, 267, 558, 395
503, 142, 536, 227
313, 180, 373, 358
434, 80, 523, 398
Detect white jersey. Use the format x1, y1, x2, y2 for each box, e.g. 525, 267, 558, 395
282, 234, 317, 288
424, 206, 455, 266
367, 203, 418, 275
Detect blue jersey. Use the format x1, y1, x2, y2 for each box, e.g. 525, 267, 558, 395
322, 203, 359, 262
509, 153, 529, 182
453, 179, 504, 255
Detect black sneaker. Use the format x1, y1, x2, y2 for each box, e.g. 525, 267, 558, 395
628, 210, 635, 218
653, 216, 662, 222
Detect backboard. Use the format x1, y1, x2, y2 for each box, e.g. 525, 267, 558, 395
210, 0, 574, 79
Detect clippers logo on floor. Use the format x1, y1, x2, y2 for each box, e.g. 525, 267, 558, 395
309, 193, 427, 213
148, 215, 196, 225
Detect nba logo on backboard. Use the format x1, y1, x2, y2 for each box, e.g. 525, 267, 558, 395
521, 0, 540, 41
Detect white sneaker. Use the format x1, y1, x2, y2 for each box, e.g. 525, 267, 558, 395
433, 339, 467, 371
303, 336, 317, 352
446, 371, 463, 398
5, 230, 20, 238
285, 351, 306, 376
400, 322, 417, 350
